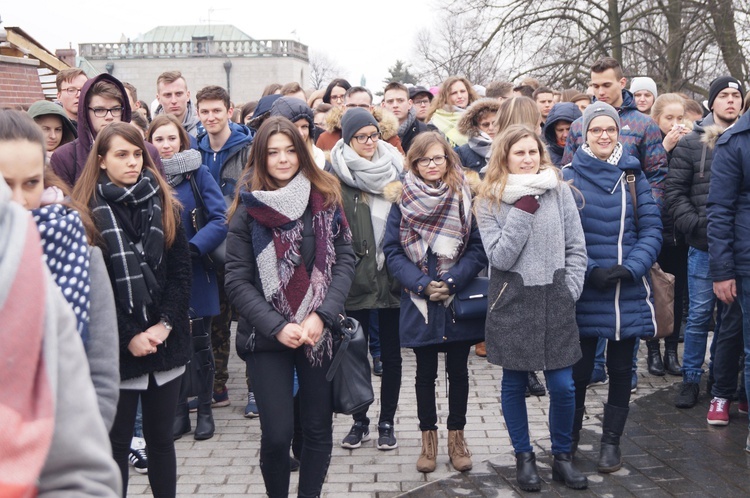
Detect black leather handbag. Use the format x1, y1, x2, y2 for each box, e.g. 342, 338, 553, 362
452, 276, 489, 320
326, 315, 374, 415
188, 173, 226, 271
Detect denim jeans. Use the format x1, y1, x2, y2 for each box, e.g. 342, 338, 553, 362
733, 277, 750, 429
682, 248, 717, 384
369, 309, 381, 358
594, 337, 606, 372
711, 300, 744, 399
502, 367, 575, 454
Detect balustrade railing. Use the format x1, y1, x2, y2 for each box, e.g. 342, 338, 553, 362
79, 39, 308, 60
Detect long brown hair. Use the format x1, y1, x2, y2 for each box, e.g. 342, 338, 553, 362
476, 125, 555, 208
146, 114, 191, 151
227, 116, 342, 220
71, 122, 181, 247
494, 96, 542, 133
426, 76, 479, 121
405, 131, 464, 195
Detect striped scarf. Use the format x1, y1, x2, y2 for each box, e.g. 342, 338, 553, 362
92, 170, 164, 327
241, 173, 351, 366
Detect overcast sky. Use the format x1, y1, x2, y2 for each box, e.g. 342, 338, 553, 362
3, 1, 440, 92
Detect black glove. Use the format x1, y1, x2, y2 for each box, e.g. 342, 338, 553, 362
587, 267, 610, 291
189, 243, 201, 259
606, 265, 632, 284
514, 195, 540, 214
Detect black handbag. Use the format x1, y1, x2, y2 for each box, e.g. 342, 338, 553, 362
188, 173, 226, 271
452, 276, 489, 320
326, 315, 374, 415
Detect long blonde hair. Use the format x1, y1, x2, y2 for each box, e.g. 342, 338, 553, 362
494, 97, 542, 133
426, 76, 479, 122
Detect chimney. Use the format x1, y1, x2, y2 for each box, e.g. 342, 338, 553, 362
55, 48, 76, 68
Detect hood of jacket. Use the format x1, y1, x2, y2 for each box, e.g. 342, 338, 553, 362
27, 100, 77, 145
197, 121, 253, 179
571, 146, 642, 193
543, 102, 582, 148
324, 106, 399, 142
457, 99, 501, 137
382, 169, 481, 204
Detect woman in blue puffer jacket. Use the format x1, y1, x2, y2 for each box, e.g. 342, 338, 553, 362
562, 102, 662, 474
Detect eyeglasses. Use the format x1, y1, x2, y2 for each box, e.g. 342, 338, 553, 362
89, 107, 124, 118
345, 103, 371, 109
413, 99, 431, 106
62, 87, 82, 96
588, 126, 617, 137
352, 132, 380, 144
330, 95, 346, 103
416, 155, 447, 167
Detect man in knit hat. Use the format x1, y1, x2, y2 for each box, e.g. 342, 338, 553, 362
630, 77, 658, 115
668, 76, 745, 411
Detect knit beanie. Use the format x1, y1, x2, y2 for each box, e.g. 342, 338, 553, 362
582, 101, 621, 135
341, 108, 379, 145
270, 97, 314, 130
629, 77, 658, 99
708, 76, 744, 110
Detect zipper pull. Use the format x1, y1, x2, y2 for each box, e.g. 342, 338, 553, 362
354, 194, 359, 213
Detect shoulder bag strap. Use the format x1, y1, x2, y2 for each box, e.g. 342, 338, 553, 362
188, 173, 207, 211
625, 169, 639, 226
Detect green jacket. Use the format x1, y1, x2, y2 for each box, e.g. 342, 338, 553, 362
341, 183, 400, 310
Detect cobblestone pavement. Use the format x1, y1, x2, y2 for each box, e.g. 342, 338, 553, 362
127, 331, 750, 497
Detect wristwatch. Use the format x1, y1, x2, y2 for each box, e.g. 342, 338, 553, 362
160, 316, 173, 331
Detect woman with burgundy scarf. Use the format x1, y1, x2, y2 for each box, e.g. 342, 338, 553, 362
226, 116, 355, 498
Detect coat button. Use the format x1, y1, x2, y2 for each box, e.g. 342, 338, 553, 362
442, 336, 447, 341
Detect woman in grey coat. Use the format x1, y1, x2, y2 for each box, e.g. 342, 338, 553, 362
475, 125, 588, 492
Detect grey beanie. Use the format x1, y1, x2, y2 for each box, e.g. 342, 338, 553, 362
341, 108, 379, 145
629, 77, 658, 99
582, 101, 621, 136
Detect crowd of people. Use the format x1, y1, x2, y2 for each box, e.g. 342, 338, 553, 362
1, 54, 749, 497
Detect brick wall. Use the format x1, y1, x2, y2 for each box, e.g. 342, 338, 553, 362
0, 57, 45, 109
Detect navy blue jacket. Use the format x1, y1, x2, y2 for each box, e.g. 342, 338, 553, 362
455, 145, 486, 175
563, 148, 662, 340
384, 204, 488, 349
707, 111, 750, 280
543, 103, 581, 166
173, 165, 228, 317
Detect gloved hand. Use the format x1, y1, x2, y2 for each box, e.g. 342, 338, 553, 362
587, 267, 611, 291
189, 243, 201, 258
606, 265, 632, 284
514, 195, 540, 214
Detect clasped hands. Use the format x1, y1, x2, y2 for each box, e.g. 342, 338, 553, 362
425, 280, 451, 302
128, 321, 171, 357
588, 265, 632, 291
276, 312, 325, 349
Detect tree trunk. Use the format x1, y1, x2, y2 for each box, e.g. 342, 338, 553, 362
707, 0, 747, 83
608, 0, 622, 62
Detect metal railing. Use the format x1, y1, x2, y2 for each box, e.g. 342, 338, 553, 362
79, 39, 308, 60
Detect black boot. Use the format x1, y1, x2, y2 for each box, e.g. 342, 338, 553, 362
571, 406, 585, 455
515, 452, 542, 492
527, 371, 546, 397
173, 377, 191, 440
193, 318, 215, 440
552, 453, 588, 489
663, 342, 682, 376
646, 340, 666, 376
598, 404, 629, 473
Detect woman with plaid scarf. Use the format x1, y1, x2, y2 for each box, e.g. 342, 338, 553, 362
383, 131, 487, 474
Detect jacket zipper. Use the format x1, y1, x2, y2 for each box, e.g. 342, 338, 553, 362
490, 282, 508, 312
615, 179, 627, 340
354, 194, 359, 214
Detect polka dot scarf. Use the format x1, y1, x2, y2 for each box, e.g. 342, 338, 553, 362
32, 203, 91, 344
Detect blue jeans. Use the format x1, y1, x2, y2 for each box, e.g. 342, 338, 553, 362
682, 248, 717, 384
501, 367, 575, 454
594, 338, 606, 371
734, 277, 750, 430
369, 309, 381, 358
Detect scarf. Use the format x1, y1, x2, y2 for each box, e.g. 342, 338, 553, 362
92, 170, 164, 327
330, 140, 403, 270
32, 203, 92, 345
581, 141, 624, 165
430, 108, 468, 147
501, 167, 560, 204
241, 173, 352, 366
397, 107, 418, 137
0, 180, 54, 497
163, 149, 202, 187
468, 131, 493, 160
399, 167, 473, 322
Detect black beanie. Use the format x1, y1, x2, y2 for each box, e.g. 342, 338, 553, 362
708, 76, 744, 110
341, 108, 379, 145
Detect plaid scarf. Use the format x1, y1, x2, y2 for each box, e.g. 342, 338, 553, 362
32, 203, 91, 345
399, 166, 473, 321
163, 149, 202, 187
241, 173, 351, 366
93, 170, 164, 327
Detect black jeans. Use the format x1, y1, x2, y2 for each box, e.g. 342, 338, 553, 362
650, 243, 688, 346
574, 337, 636, 410
110, 375, 181, 498
348, 308, 402, 426
711, 300, 746, 399
414, 342, 472, 431
247, 346, 333, 498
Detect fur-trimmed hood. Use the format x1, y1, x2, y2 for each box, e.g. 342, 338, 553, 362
383, 169, 481, 204
324, 105, 399, 142
457, 99, 501, 137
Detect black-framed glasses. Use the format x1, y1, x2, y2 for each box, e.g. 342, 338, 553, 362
89, 106, 124, 118
352, 132, 381, 144
416, 155, 447, 167
588, 126, 617, 137
62, 86, 82, 96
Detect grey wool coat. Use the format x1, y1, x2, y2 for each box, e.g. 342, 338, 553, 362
475, 181, 587, 371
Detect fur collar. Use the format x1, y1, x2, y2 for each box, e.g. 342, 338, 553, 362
324, 106, 399, 141
701, 124, 727, 149
457, 99, 502, 137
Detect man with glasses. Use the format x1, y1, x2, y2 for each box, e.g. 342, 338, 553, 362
316, 86, 405, 153
56, 68, 88, 130
409, 86, 434, 123
51, 74, 163, 187
382, 82, 428, 153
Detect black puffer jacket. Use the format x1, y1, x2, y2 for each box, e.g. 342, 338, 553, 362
400, 118, 430, 153
666, 114, 724, 251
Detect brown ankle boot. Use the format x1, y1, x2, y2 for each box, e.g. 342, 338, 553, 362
448, 430, 472, 471
416, 430, 438, 473
475, 342, 487, 357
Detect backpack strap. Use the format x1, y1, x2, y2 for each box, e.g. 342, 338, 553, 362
625, 169, 638, 226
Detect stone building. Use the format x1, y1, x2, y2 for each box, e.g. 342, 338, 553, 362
79, 24, 309, 105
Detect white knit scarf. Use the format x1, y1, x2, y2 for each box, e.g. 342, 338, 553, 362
501, 167, 560, 204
